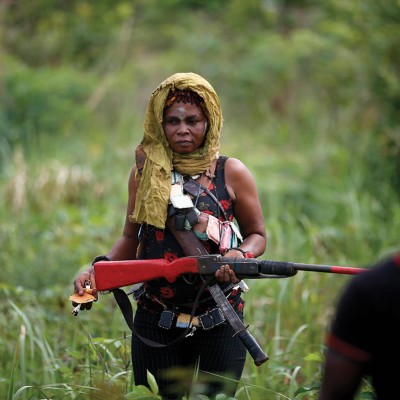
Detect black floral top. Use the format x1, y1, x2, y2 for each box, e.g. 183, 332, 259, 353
137, 156, 244, 313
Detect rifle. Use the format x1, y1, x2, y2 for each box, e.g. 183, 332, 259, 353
71, 255, 366, 366
93, 255, 366, 292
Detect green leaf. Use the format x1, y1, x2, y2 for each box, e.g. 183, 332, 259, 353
127, 384, 160, 399
147, 370, 159, 396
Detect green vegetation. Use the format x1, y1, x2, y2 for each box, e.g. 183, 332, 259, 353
1, 1, 399, 398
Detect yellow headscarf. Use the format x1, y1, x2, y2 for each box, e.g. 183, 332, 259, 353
129, 72, 223, 229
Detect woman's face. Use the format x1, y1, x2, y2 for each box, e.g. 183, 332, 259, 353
163, 102, 208, 154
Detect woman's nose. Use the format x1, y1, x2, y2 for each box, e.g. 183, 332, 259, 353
176, 121, 189, 134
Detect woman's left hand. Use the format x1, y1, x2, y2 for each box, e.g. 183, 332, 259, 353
215, 264, 241, 283
214, 248, 246, 283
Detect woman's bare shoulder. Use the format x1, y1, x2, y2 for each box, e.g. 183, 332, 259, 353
224, 156, 253, 178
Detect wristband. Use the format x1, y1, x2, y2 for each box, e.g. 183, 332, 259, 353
229, 247, 254, 259
91, 255, 111, 295
92, 255, 111, 265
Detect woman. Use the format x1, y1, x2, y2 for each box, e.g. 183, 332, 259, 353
73, 72, 267, 399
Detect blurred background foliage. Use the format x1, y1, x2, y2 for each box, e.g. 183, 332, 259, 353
1, 0, 400, 397
1, 0, 399, 288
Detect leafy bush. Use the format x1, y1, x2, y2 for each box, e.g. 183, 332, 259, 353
1, 57, 96, 163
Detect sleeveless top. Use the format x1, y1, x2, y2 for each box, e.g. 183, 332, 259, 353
137, 155, 243, 313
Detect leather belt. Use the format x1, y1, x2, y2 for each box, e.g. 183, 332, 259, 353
158, 307, 226, 330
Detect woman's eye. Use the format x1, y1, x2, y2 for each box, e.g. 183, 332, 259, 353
164, 117, 201, 125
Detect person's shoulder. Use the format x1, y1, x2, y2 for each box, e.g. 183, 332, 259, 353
347, 252, 400, 291
129, 164, 138, 178
364, 252, 400, 276
222, 156, 256, 189
223, 156, 247, 171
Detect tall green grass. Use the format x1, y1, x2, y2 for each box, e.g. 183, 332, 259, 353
1, 123, 393, 399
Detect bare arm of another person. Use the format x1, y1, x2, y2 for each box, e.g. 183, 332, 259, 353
318, 350, 364, 400
72, 166, 141, 305
216, 157, 267, 283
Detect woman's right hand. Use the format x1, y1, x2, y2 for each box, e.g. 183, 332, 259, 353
72, 266, 98, 311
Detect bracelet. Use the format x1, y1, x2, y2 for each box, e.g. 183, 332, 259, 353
91, 255, 111, 265
229, 247, 254, 259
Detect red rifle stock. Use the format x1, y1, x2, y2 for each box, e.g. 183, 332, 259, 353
94, 255, 367, 292
94, 257, 199, 291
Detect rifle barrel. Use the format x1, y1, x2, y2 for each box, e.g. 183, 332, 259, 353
293, 263, 366, 275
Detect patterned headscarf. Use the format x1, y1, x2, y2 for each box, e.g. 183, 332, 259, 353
129, 72, 223, 229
